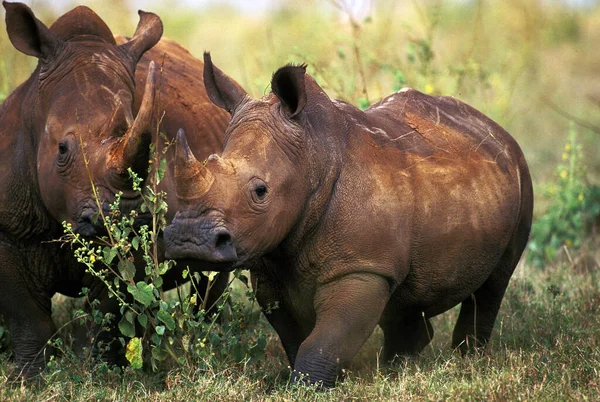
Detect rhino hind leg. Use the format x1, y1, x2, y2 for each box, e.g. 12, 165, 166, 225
379, 310, 434, 363
451, 273, 510, 354
451, 227, 528, 354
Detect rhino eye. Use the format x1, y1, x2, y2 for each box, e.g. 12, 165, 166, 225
58, 141, 68, 155
56, 139, 74, 172
255, 184, 267, 199
250, 179, 268, 204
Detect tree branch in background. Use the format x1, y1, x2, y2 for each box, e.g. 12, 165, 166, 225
542, 97, 600, 135
330, 0, 370, 105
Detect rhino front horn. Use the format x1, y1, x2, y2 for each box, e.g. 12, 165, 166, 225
175, 128, 214, 199
120, 60, 157, 173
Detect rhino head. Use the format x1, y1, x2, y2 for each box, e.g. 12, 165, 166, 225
164, 53, 342, 268
3, 2, 163, 236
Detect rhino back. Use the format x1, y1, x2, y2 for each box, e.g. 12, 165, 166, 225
309, 89, 526, 311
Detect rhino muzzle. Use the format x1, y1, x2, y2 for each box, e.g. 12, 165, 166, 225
163, 219, 238, 266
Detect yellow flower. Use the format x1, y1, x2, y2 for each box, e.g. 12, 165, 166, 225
562, 153, 568, 161
425, 84, 434, 94
578, 193, 584, 202
564, 143, 571, 152
90, 255, 96, 263
560, 170, 568, 179
565, 240, 573, 247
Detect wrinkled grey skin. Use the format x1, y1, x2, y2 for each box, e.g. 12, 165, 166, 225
165, 53, 534, 388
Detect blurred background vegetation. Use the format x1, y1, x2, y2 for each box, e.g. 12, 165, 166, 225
3, 0, 599, 263
2, 0, 600, 185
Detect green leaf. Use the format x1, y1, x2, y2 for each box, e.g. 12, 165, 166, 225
158, 262, 170, 275
151, 333, 161, 346
103, 247, 118, 264
127, 282, 154, 307
152, 345, 168, 361
158, 157, 167, 182
156, 325, 165, 336
202, 271, 218, 282
157, 310, 175, 331
124, 310, 135, 324
118, 314, 136, 338
118, 259, 136, 281
137, 313, 148, 328
132, 236, 140, 250
125, 337, 143, 369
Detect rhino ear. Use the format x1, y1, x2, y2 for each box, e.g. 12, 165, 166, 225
3, 1, 62, 59
203, 52, 248, 114
119, 10, 162, 64
271, 64, 307, 118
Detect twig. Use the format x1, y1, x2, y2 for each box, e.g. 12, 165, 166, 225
542, 97, 600, 135
329, 0, 370, 104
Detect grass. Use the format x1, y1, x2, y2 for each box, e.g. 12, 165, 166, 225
1, 254, 599, 400
1, 0, 600, 400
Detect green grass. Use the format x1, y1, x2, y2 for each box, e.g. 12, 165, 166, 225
1, 0, 600, 400
1, 256, 599, 400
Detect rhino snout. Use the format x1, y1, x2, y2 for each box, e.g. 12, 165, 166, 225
164, 220, 238, 264
74, 208, 101, 237
211, 227, 237, 262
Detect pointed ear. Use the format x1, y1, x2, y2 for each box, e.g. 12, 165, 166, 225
271, 64, 307, 118
3, 1, 62, 59
203, 52, 248, 114
119, 10, 163, 64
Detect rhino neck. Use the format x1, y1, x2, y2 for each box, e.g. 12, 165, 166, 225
0, 76, 58, 239
282, 107, 348, 254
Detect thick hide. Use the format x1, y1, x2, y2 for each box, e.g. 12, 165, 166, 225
0, 3, 230, 379
165, 53, 534, 388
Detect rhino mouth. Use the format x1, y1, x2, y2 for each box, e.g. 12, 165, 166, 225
73, 209, 107, 237
163, 220, 239, 271
73, 196, 152, 238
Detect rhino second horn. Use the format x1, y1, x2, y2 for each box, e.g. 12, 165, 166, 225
175, 128, 214, 199
121, 60, 156, 172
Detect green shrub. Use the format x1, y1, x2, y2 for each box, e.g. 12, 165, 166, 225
527, 125, 600, 266
60, 140, 266, 372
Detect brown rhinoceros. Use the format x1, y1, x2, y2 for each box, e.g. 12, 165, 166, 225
164, 53, 534, 387
0, 2, 229, 378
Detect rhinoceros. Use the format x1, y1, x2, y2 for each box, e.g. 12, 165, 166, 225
0, 2, 229, 378
164, 53, 534, 387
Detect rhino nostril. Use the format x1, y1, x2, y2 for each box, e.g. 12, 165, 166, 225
215, 231, 232, 249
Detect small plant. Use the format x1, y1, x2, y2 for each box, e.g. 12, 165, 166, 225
60, 136, 266, 373
527, 125, 600, 267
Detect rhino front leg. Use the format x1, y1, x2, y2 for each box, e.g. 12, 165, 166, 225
0, 249, 56, 379
291, 273, 391, 388
252, 267, 307, 367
